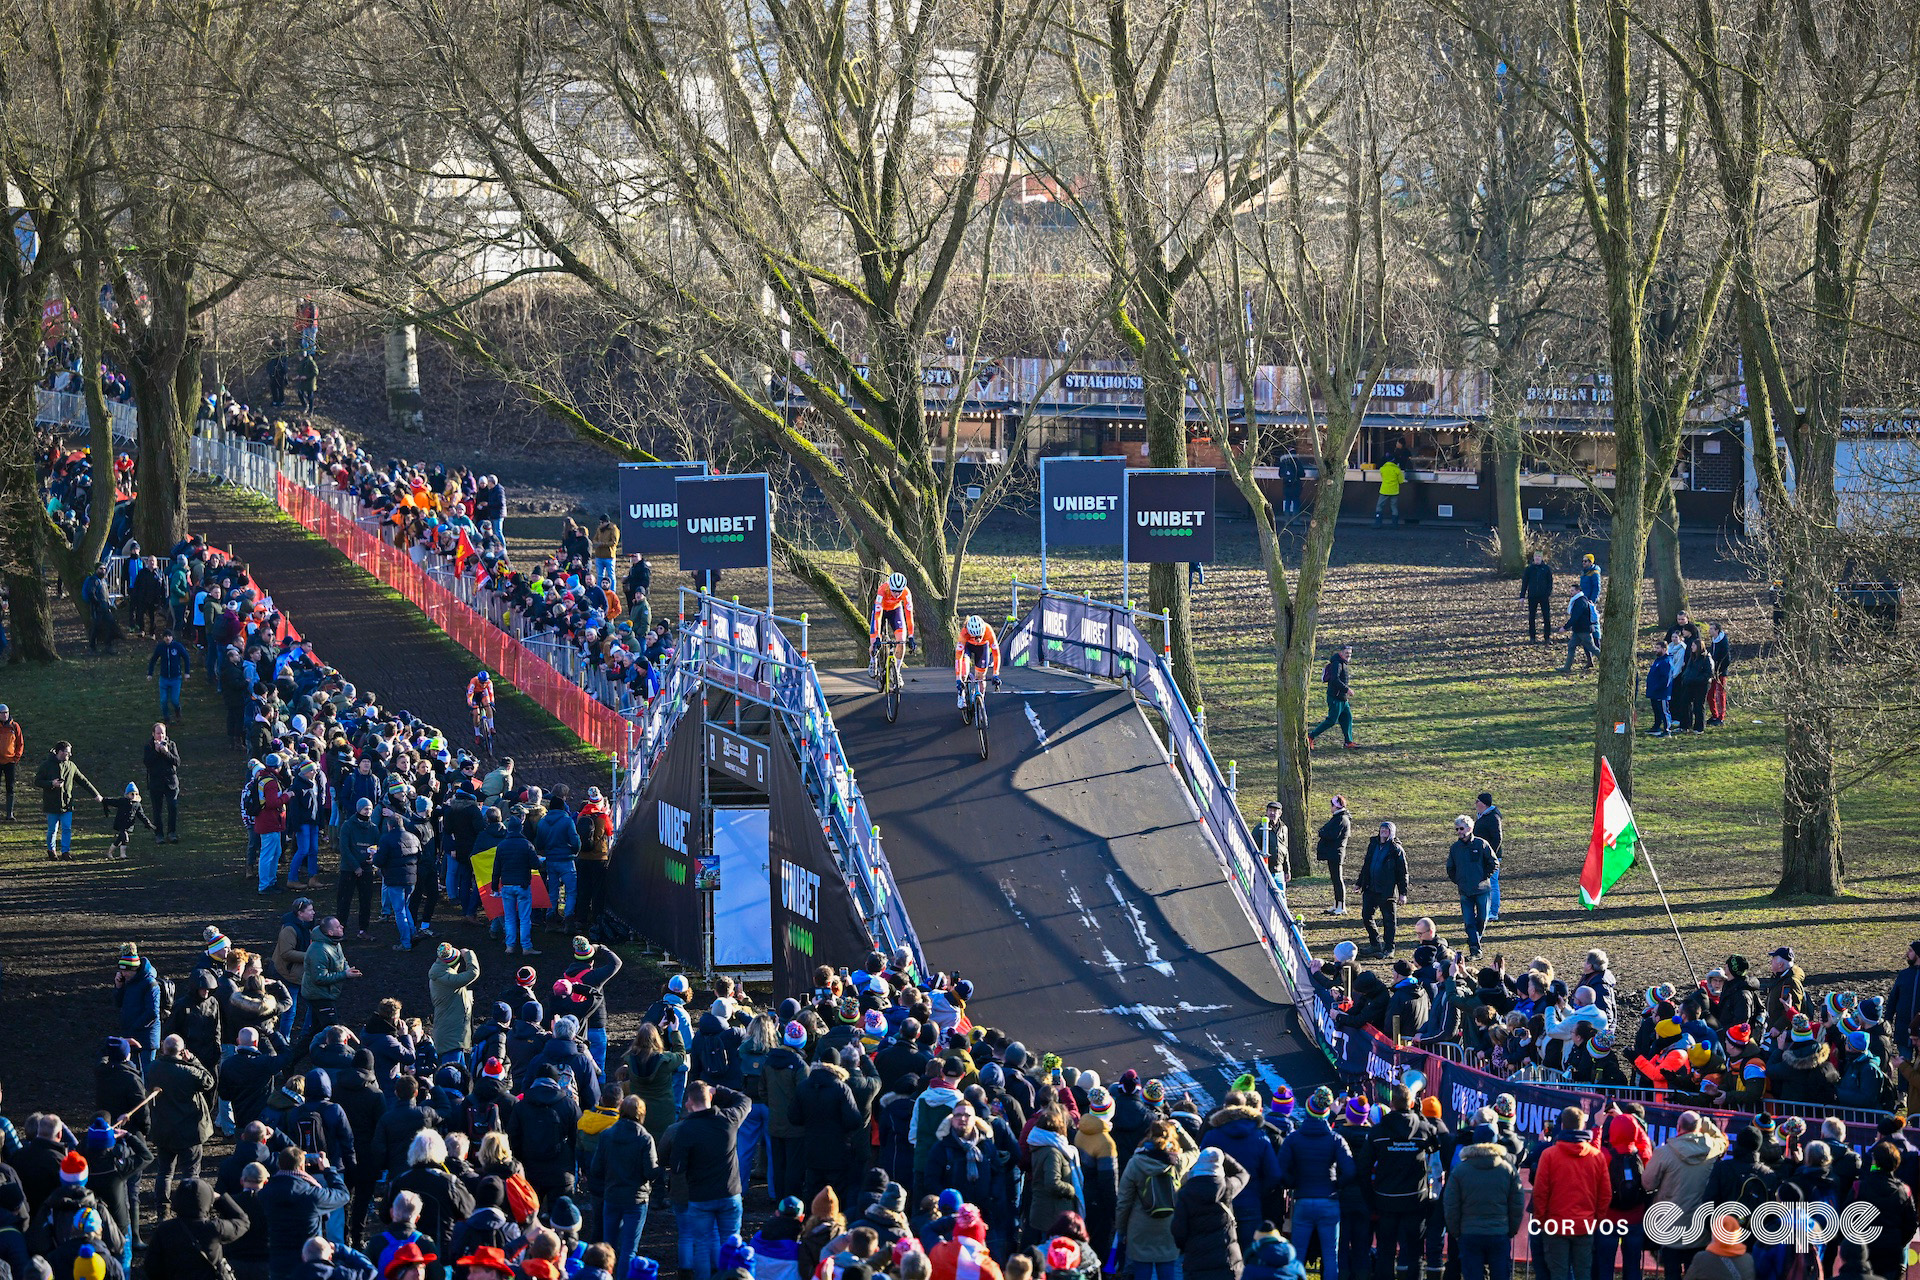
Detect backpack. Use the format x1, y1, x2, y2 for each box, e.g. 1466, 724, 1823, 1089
698, 1031, 734, 1081
242, 777, 265, 821
740, 1046, 770, 1102
1607, 1150, 1649, 1211
467, 1101, 503, 1146
158, 974, 177, 1021
1143, 1162, 1180, 1218
502, 1172, 540, 1225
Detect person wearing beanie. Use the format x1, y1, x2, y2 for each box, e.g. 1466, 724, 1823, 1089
1837, 1028, 1896, 1110
1767, 1014, 1840, 1106
1681, 1213, 1756, 1280
1273, 1089, 1353, 1271
1765, 946, 1806, 1031
926, 1203, 1003, 1280
1200, 1090, 1281, 1249
429, 947, 482, 1058
1444, 1107, 1524, 1280
640, 978, 696, 1112
1242, 1226, 1306, 1280
145, 1178, 252, 1280
1314, 794, 1351, 914
1070, 1101, 1119, 1259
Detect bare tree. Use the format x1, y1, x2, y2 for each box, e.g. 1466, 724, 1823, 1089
1676, 0, 1919, 893
0, 0, 114, 661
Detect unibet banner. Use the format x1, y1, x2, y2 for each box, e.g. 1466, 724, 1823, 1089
607, 692, 705, 963
1041, 456, 1126, 548
1126, 469, 1216, 562
768, 719, 873, 992
677, 474, 771, 571
619, 462, 707, 554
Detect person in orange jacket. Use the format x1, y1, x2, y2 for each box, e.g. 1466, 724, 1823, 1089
1529, 1105, 1613, 1280
0, 703, 24, 821
927, 1206, 1003, 1280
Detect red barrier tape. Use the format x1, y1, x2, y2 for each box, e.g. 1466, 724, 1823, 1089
276, 476, 628, 756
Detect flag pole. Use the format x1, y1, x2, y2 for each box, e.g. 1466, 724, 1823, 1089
1634, 838, 1701, 987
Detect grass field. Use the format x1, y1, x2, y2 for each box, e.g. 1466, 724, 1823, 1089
510, 511, 1920, 1006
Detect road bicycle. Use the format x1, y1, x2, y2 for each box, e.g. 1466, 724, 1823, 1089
871, 628, 908, 724
959, 670, 992, 759
471, 704, 495, 756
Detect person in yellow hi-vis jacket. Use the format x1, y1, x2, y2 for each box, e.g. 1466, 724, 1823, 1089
1374, 459, 1406, 527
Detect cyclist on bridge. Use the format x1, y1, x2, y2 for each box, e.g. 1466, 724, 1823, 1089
870, 572, 917, 660
954, 613, 1000, 708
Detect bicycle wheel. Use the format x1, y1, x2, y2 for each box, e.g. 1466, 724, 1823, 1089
975, 691, 990, 759
883, 654, 900, 724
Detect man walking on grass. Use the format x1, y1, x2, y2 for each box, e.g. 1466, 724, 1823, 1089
36, 739, 102, 860
1308, 645, 1357, 749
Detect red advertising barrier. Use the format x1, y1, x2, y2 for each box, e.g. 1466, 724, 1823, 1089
276, 476, 630, 756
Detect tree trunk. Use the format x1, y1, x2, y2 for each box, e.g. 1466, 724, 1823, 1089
1777, 702, 1843, 896
386, 320, 425, 431
1274, 455, 1350, 875
0, 435, 59, 662
1648, 476, 1687, 628
1140, 339, 1199, 705
1592, 425, 1650, 796
1275, 637, 1313, 879
1488, 413, 1526, 576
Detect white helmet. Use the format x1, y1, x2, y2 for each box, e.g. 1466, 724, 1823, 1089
965, 615, 987, 639
887, 572, 906, 593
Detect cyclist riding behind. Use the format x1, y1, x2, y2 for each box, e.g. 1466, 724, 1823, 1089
467, 670, 495, 734
954, 614, 1000, 708
870, 572, 917, 673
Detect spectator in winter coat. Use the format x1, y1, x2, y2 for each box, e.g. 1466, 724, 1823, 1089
909, 1065, 967, 1196
1025, 1106, 1084, 1245
689, 1011, 747, 1091
589, 1097, 658, 1280
1471, 793, 1504, 919
1521, 552, 1554, 642
925, 1105, 1001, 1231
1557, 592, 1601, 672
1314, 797, 1350, 914
1851, 1142, 1918, 1279
1200, 1094, 1279, 1248
145, 1179, 251, 1280
1273, 1091, 1352, 1270
1444, 1121, 1524, 1280
220, 1029, 299, 1134
260, 1149, 350, 1280
384, 1131, 473, 1265
1361, 1085, 1440, 1280
1768, 1016, 1841, 1105
529, 1017, 601, 1110
660, 1083, 752, 1280
1764, 947, 1806, 1030
151, 1036, 219, 1211
1170, 1148, 1248, 1280
1116, 1120, 1198, 1280
1071, 1106, 1119, 1258
429, 947, 481, 1058
1646, 1112, 1728, 1276
292, 1070, 358, 1182
1446, 815, 1499, 958
506, 1072, 582, 1202
1357, 823, 1409, 959
790, 1060, 863, 1206
1530, 1107, 1612, 1280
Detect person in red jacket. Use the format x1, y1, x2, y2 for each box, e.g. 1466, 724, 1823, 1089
928, 1205, 1003, 1280
1530, 1106, 1613, 1280
1594, 1111, 1654, 1280
254, 757, 289, 893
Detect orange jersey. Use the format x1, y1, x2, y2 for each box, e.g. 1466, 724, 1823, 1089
954, 623, 1000, 678
466, 676, 495, 708
870, 583, 916, 638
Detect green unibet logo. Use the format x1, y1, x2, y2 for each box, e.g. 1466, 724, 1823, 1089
701, 533, 746, 543
664, 856, 687, 885
786, 922, 814, 956
1066, 512, 1106, 521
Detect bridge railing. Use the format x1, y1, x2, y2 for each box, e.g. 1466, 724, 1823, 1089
1002, 582, 1335, 1064
676, 589, 927, 976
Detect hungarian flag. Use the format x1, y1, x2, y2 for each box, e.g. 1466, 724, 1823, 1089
1580, 756, 1640, 908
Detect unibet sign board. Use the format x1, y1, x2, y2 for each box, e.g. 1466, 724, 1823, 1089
676, 474, 772, 571
618, 462, 707, 554
1126, 469, 1216, 562
1041, 456, 1125, 548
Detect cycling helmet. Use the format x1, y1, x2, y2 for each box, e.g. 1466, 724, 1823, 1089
887, 572, 907, 593
475, 670, 490, 682
965, 615, 986, 639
